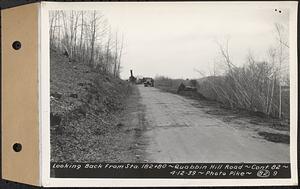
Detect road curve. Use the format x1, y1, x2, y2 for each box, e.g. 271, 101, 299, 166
137, 85, 289, 163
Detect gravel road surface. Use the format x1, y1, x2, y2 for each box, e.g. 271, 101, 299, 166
137, 85, 289, 163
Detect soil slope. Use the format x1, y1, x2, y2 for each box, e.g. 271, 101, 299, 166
50, 50, 133, 162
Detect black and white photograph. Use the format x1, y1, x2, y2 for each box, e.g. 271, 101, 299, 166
44, 1, 297, 184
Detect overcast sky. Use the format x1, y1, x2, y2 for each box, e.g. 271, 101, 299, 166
88, 3, 289, 79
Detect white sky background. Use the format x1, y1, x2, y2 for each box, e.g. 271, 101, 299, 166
75, 3, 290, 79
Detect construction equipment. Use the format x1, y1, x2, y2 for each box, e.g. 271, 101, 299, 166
129, 69, 136, 84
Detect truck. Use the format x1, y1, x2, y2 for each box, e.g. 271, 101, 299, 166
143, 77, 154, 87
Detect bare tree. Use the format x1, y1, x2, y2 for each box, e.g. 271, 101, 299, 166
266, 47, 277, 115
113, 31, 119, 77
72, 12, 80, 58
50, 11, 61, 49
49, 10, 125, 76
116, 34, 124, 77
274, 23, 289, 118
79, 11, 85, 60
105, 31, 112, 72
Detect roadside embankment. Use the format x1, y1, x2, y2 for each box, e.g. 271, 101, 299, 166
50, 50, 133, 162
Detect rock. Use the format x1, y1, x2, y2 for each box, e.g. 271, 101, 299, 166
78, 83, 85, 86
177, 83, 186, 93
70, 93, 78, 98
63, 50, 69, 57
50, 113, 62, 126
250, 110, 266, 118
75, 105, 87, 116
55, 126, 63, 135
117, 123, 124, 127
50, 92, 62, 100
184, 86, 197, 92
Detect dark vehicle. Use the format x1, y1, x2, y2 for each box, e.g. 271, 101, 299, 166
143, 77, 154, 87
177, 82, 197, 93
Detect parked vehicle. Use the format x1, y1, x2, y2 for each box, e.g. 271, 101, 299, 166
143, 77, 154, 87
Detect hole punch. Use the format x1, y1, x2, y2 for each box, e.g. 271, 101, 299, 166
13, 143, 22, 152
12, 41, 21, 50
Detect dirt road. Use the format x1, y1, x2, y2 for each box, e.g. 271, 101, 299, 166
135, 85, 289, 163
